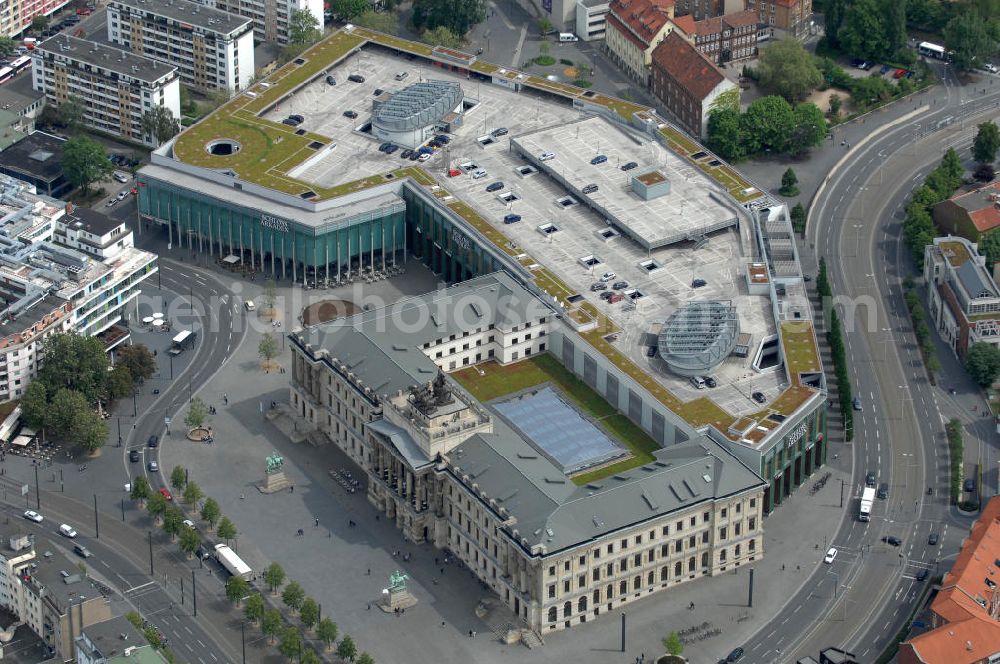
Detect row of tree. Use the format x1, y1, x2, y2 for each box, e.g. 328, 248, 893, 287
817, 258, 855, 442
901, 148, 964, 266
903, 278, 942, 379
706, 96, 827, 162
821, 0, 996, 70
945, 417, 964, 505
21, 335, 158, 452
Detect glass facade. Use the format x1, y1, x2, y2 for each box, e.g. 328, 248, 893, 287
761, 405, 826, 514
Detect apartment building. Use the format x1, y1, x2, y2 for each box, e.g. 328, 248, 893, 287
745, 0, 811, 35
288, 273, 766, 635
576, 0, 610, 41
107, 0, 254, 93
0, 530, 111, 660
924, 236, 1000, 360
76, 615, 167, 664
690, 9, 759, 64
195, 0, 323, 44
650, 30, 738, 137
605, 0, 680, 85
31, 35, 180, 147
0, 0, 69, 39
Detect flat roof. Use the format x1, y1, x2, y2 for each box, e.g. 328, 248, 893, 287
512, 117, 737, 249
109, 0, 252, 36
63, 207, 123, 238
0, 132, 66, 182
36, 35, 176, 84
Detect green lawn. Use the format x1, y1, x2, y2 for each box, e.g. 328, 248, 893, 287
452, 355, 661, 484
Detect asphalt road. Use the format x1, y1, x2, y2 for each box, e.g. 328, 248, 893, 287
736, 63, 1000, 663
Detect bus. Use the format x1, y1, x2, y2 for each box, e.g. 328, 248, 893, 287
9, 56, 30, 74
918, 41, 947, 60
859, 487, 876, 522
0, 67, 14, 85
169, 329, 196, 356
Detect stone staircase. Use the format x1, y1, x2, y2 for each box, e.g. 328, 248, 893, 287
476, 599, 544, 648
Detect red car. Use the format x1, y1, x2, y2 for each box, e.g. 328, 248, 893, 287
893, 68, 907, 79
159, 488, 173, 501
607, 293, 625, 303
76, 7, 92, 14
447, 168, 461, 177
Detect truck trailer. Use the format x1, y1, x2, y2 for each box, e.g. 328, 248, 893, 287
214, 543, 251, 579
859, 487, 876, 522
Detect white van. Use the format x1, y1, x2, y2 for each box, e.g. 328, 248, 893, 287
59, 523, 78, 538
394, 71, 408, 81
558, 33, 579, 42
689, 376, 706, 390
244, 300, 255, 311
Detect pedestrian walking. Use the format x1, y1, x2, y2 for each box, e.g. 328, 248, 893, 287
441, 621, 446, 628
315, 517, 319, 527
366, 568, 371, 576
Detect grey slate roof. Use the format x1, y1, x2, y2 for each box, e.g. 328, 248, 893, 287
367, 418, 433, 470
297, 272, 550, 397
955, 260, 999, 300
109, 0, 252, 36
450, 426, 764, 554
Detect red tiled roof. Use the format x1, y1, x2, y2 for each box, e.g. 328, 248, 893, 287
606, 12, 648, 51
724, 9, 760, 28
903, 497, 1000, 664
969, 207, 1000, 233
609, 0, 675, 46
694, 9, 759, 35
650, 30, 726, 101
671, 15, 695, 34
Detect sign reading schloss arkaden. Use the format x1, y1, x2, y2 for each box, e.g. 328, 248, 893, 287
261, 214, 290, 232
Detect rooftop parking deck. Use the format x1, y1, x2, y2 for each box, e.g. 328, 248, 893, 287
511, 118, 737, 249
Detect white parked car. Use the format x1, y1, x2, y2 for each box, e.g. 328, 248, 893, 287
417, 153, 431, 162
116, 191, 127, 201
539, 152, 556, 161
23, 510, 43, 523
823, 547, 837, 564
182, 519, 196, 529
472, 169, 488, 179
600, 272, 616, 282
59, 524, 78, 538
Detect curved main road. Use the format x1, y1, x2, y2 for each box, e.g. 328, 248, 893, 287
738, 64, 1000, 663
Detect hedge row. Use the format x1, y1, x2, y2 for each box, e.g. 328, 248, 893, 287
903, 285, 941, 381
946, 417, 963, 505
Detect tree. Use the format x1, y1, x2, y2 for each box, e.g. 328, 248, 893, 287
300, 598, 319, 630
966, 341, 1000, 386
421, 25, 463, 48
264, 562, 286, 594
185, 397, 209, 429
31, 15, 49, 32
780, 168, 800, 197
742, 96, 795, 155
217, 516, 237, 543
756, 39, 822, 101
278, 627, 303, 659
828, 94, 842, 118
259, 334, 279, 369
244, 593, 265, 624
790, 202, 807, 235
38, 333, 110, 404
117, 345, 156, 383
226, 575, 250, 605
788, 102, 828, 156
337, 635, 357, 662
302, 651, 322, 664
63, 135, 114, 195
538, 18, 553, 35
907, 0, 943, 30
130, 475, 151, 504
974, 121, 1000, 164
824, 0, 848, 47
147, 492, 168, 522
182, 481, 203, 508
77, 414, 107, 453
262, 609, 283, 643
141, 105, 180, 145
170, 466, 187, 491
317, 619, 338, 649
945, 9, 996, 71
262, 279, 278, 313
662, 631, 684, 656
357, 654, 374, 664
837, 0, 887, 60
20, 381, 48, 432
163, 507, 183, 538
179, 526, 201, 557
412, 0, 485, 36
0, 37, 15, 57
940, 148, 966, 192
289, 8, 321, 45
107, 365, 133, 400
58, 95, 85, 134
282, 580, 305, 611
200, 497, 221, 529
48, 388, 90, 440
353, 11, 399, 34
706, 108, 744, 161
883, 0, 908, 56
977, 162, 998, 182
332, 0, 370, 19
